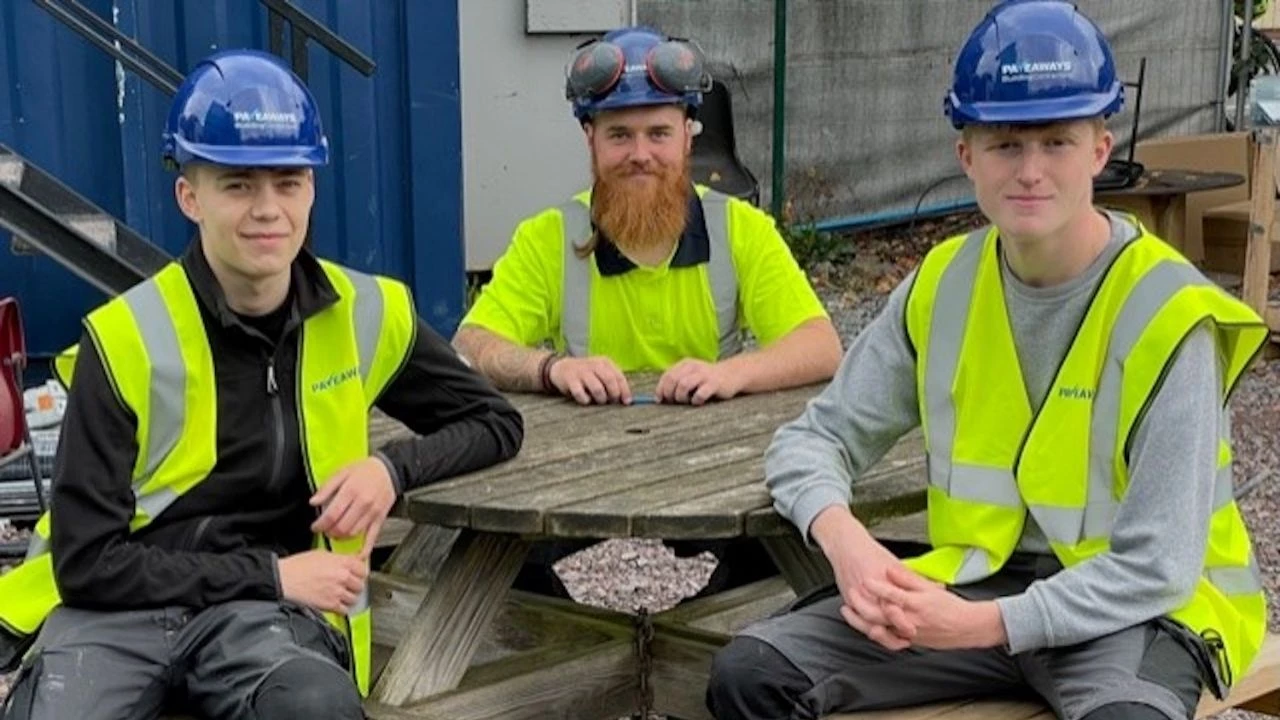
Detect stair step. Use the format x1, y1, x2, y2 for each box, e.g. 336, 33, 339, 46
61, 213, 117, 252
0, 156, 23, 188
0, 142, 171, 294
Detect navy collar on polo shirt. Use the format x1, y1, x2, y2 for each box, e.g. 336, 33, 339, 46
592, 187, 710, 277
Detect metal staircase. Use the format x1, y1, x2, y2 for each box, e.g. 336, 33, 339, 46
1, 144, 172, 295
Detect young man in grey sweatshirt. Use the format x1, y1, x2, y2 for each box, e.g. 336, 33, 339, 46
705, 2, 1269, 720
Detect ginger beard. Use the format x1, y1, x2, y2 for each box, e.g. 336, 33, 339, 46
590, 151, 690, 256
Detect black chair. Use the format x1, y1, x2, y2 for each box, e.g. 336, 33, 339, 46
691, 80, 761, 206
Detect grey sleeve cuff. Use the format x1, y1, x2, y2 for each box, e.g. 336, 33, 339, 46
996, 590, 1052, 654
374, 451, 404, 496
788, 485, 853, 547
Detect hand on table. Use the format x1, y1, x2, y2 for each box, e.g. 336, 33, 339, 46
655, 359, 744, 406
549, 356, 634, 405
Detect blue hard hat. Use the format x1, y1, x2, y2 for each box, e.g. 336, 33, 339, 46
565, 26, 711, 122
945, 0, 1124, 129
162, 49, 329, 169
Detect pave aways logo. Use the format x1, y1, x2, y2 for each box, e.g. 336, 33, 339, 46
232, 110, 300, 132
1057, 385, 1095, 401
1001, 60, 1073, 82
311, 366, 358, 394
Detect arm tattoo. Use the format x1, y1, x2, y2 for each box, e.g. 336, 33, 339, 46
453, 327, 548, 393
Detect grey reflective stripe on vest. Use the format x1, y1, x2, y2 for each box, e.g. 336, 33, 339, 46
702, 191, 744, 358
336, 266, 384, 388
1031, 503, 1116, 549
127, 280, 187, 486
560, 200, 592, 356
923, 231, 1015, 504
24, 533, 48, 561
121, 279, 189, 523
955, 547, 995, 584
1207, 560, 1263, 596
1214, 411, 1235, 512
559, 191, 741, 358
351, 587, 370, 615
946, 464, 1021, 507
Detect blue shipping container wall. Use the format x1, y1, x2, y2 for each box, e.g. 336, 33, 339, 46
0, 0, 463, 360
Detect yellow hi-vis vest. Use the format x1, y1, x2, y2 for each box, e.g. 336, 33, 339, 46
902, 225, 1268, 690
0, 259, 416, 696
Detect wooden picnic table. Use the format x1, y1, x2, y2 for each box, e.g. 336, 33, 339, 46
363, 378, 928, 720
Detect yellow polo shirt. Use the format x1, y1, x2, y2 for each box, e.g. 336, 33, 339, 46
461, 187, 827, 372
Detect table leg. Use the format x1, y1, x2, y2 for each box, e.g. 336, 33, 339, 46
759, 534, 834, 596
1165, 195, 1195, 263
1148, 194, 1192, 262
372, 529, 531, 706
385, 523, 462, 582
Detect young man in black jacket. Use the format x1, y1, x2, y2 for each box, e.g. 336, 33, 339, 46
0, 50, 522, 720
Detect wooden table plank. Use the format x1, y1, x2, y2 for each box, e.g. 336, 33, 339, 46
510, 397, 621, 429
623, 468, 771, 539
413, 396, 761, 492
367, 639, 637, 720
744, 430, 928, 537
471, 433, 774, 535
545, 457, 767, 537
407, 388, 815, 530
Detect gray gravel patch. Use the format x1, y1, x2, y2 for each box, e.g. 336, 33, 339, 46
556, 539, 717, 613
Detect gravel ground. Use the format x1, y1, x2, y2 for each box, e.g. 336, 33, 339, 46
0, 219, 1276, 715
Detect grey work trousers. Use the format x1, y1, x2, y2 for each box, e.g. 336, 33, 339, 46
707, 554, 1219, 720
2, 600, 363, 720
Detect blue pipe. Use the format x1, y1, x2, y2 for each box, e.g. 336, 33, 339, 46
804, 197, 978, 234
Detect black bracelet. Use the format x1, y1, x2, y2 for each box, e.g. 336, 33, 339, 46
538, 352, 564, 394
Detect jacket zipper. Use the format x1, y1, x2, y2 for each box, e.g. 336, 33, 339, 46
266, 354, 285, 495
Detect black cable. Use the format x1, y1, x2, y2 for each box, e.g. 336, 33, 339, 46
907, 173, 968, 237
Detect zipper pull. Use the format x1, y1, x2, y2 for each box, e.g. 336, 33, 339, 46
266, 359, 279, 395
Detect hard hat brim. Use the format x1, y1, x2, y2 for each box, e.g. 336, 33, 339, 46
575, 92, 692, 121
948, 85, 1124, 130
170, 136, 330, 168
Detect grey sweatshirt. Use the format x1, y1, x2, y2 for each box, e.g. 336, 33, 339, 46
766, 213, 1223, 653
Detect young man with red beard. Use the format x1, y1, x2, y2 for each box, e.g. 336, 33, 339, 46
453, 26, 842, 406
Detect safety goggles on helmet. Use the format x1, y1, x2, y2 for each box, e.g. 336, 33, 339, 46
564, 27, 712, 121
566, 35, 711, 101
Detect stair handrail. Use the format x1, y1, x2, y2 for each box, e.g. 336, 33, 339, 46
30, 0, 184, 95
32, 0, 375, 97
261, 0, 375, 81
